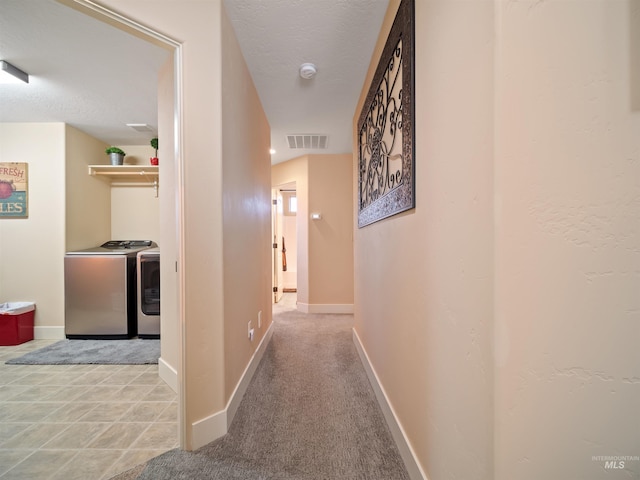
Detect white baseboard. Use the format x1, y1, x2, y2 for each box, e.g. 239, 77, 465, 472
191, 409, 227, 450
158, 357, 178, 393
190, 322, 274, 450
227, 322, 274, 427
34, 326, 65, 339
352, 328, 427, 480
297, 303, 354, 314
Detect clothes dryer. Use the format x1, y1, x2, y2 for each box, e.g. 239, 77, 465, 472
137, 248, 160, 338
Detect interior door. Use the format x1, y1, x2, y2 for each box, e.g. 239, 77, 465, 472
272, 189, 284, 303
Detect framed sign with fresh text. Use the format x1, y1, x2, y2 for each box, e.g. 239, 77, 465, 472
357, 0, 415, 228
0, 162, 28, 218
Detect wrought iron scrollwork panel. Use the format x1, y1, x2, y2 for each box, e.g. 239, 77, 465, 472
359, 39, 403, 212
357, 0, 414, 228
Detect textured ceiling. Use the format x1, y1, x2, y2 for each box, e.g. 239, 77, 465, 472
0, 0, 389, 163
224, 0, 389, 164
0, 0, 169, 146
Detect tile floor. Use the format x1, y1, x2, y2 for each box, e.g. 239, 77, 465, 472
0, 339, 178, 480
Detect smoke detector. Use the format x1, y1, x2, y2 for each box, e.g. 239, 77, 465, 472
299, 63, 317, 79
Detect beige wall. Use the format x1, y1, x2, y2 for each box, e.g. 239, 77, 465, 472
65, 125, 111, 252
0, 123, 67, 331
494, 1, 640, 478
221, 6, 272, 401
308, 154, 353, 307
100, 144, 160, 243
353, 1, 495, 478
356, 1, 640, 479
272, 154, 354, 311
110, 185, 160, 241
117, 144, 156, 166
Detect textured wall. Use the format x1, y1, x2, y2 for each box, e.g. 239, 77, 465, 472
110, 144, 159, 241
65, 124, 111, 253
221, 5, 273, 403
308, 154, 354, 307
494, 1, 640, 478
353, 1, 495, 478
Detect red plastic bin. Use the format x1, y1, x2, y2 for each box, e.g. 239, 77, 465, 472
0, 302, 35, 346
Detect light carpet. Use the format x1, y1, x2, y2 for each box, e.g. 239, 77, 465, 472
6, 339, 160, 365
110, 308, 409, 479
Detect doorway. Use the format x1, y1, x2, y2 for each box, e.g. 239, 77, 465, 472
272, 182, 297, 303
65, 0, 185, 448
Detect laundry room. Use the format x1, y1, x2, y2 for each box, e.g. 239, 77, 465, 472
0, 122, 160, 341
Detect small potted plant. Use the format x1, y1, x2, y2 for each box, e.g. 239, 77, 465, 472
105, 146, 126, 166
150, 138, 159, 165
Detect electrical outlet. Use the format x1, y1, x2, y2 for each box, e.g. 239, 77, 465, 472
258, 310, 262, 328
248, 320, 252, 339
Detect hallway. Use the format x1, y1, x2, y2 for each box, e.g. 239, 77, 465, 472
112, 293, 409, 479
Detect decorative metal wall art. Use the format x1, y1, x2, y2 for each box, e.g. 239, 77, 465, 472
357, 0, 415, 228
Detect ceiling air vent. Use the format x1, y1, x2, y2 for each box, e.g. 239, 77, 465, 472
286, 134, 328, 149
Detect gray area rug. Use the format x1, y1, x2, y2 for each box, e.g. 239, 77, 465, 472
6, 339, 160, 365
110, 308, 409, 480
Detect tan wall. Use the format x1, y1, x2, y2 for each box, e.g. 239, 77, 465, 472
177, 6, 226, 443
494, 1, 640, 478
221, 6, 272, 401
117, 144, 155, 166
65, 125, 111, 252
353, 1, 495, 478
0, 123, 67, 330
308, 154, 353, 306
105, 144, 160, 242
357, 1, 640, 479
111, 185, 160, 242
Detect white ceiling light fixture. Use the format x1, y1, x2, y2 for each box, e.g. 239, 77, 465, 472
299, 63, 317, 80
269, 148, 276, 155
0, 60, 29, 84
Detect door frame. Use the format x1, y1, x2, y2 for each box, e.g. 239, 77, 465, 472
63, 0, 187, 449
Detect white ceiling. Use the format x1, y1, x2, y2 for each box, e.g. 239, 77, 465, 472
0, 0, 389, 164
0, 0, 169, 146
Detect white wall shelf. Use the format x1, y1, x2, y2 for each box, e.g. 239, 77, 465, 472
88, 165, 158, 181
88, 165, 159, 194
89, 165, 158, 186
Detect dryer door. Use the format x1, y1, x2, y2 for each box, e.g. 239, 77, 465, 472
139, 255, 160, 315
